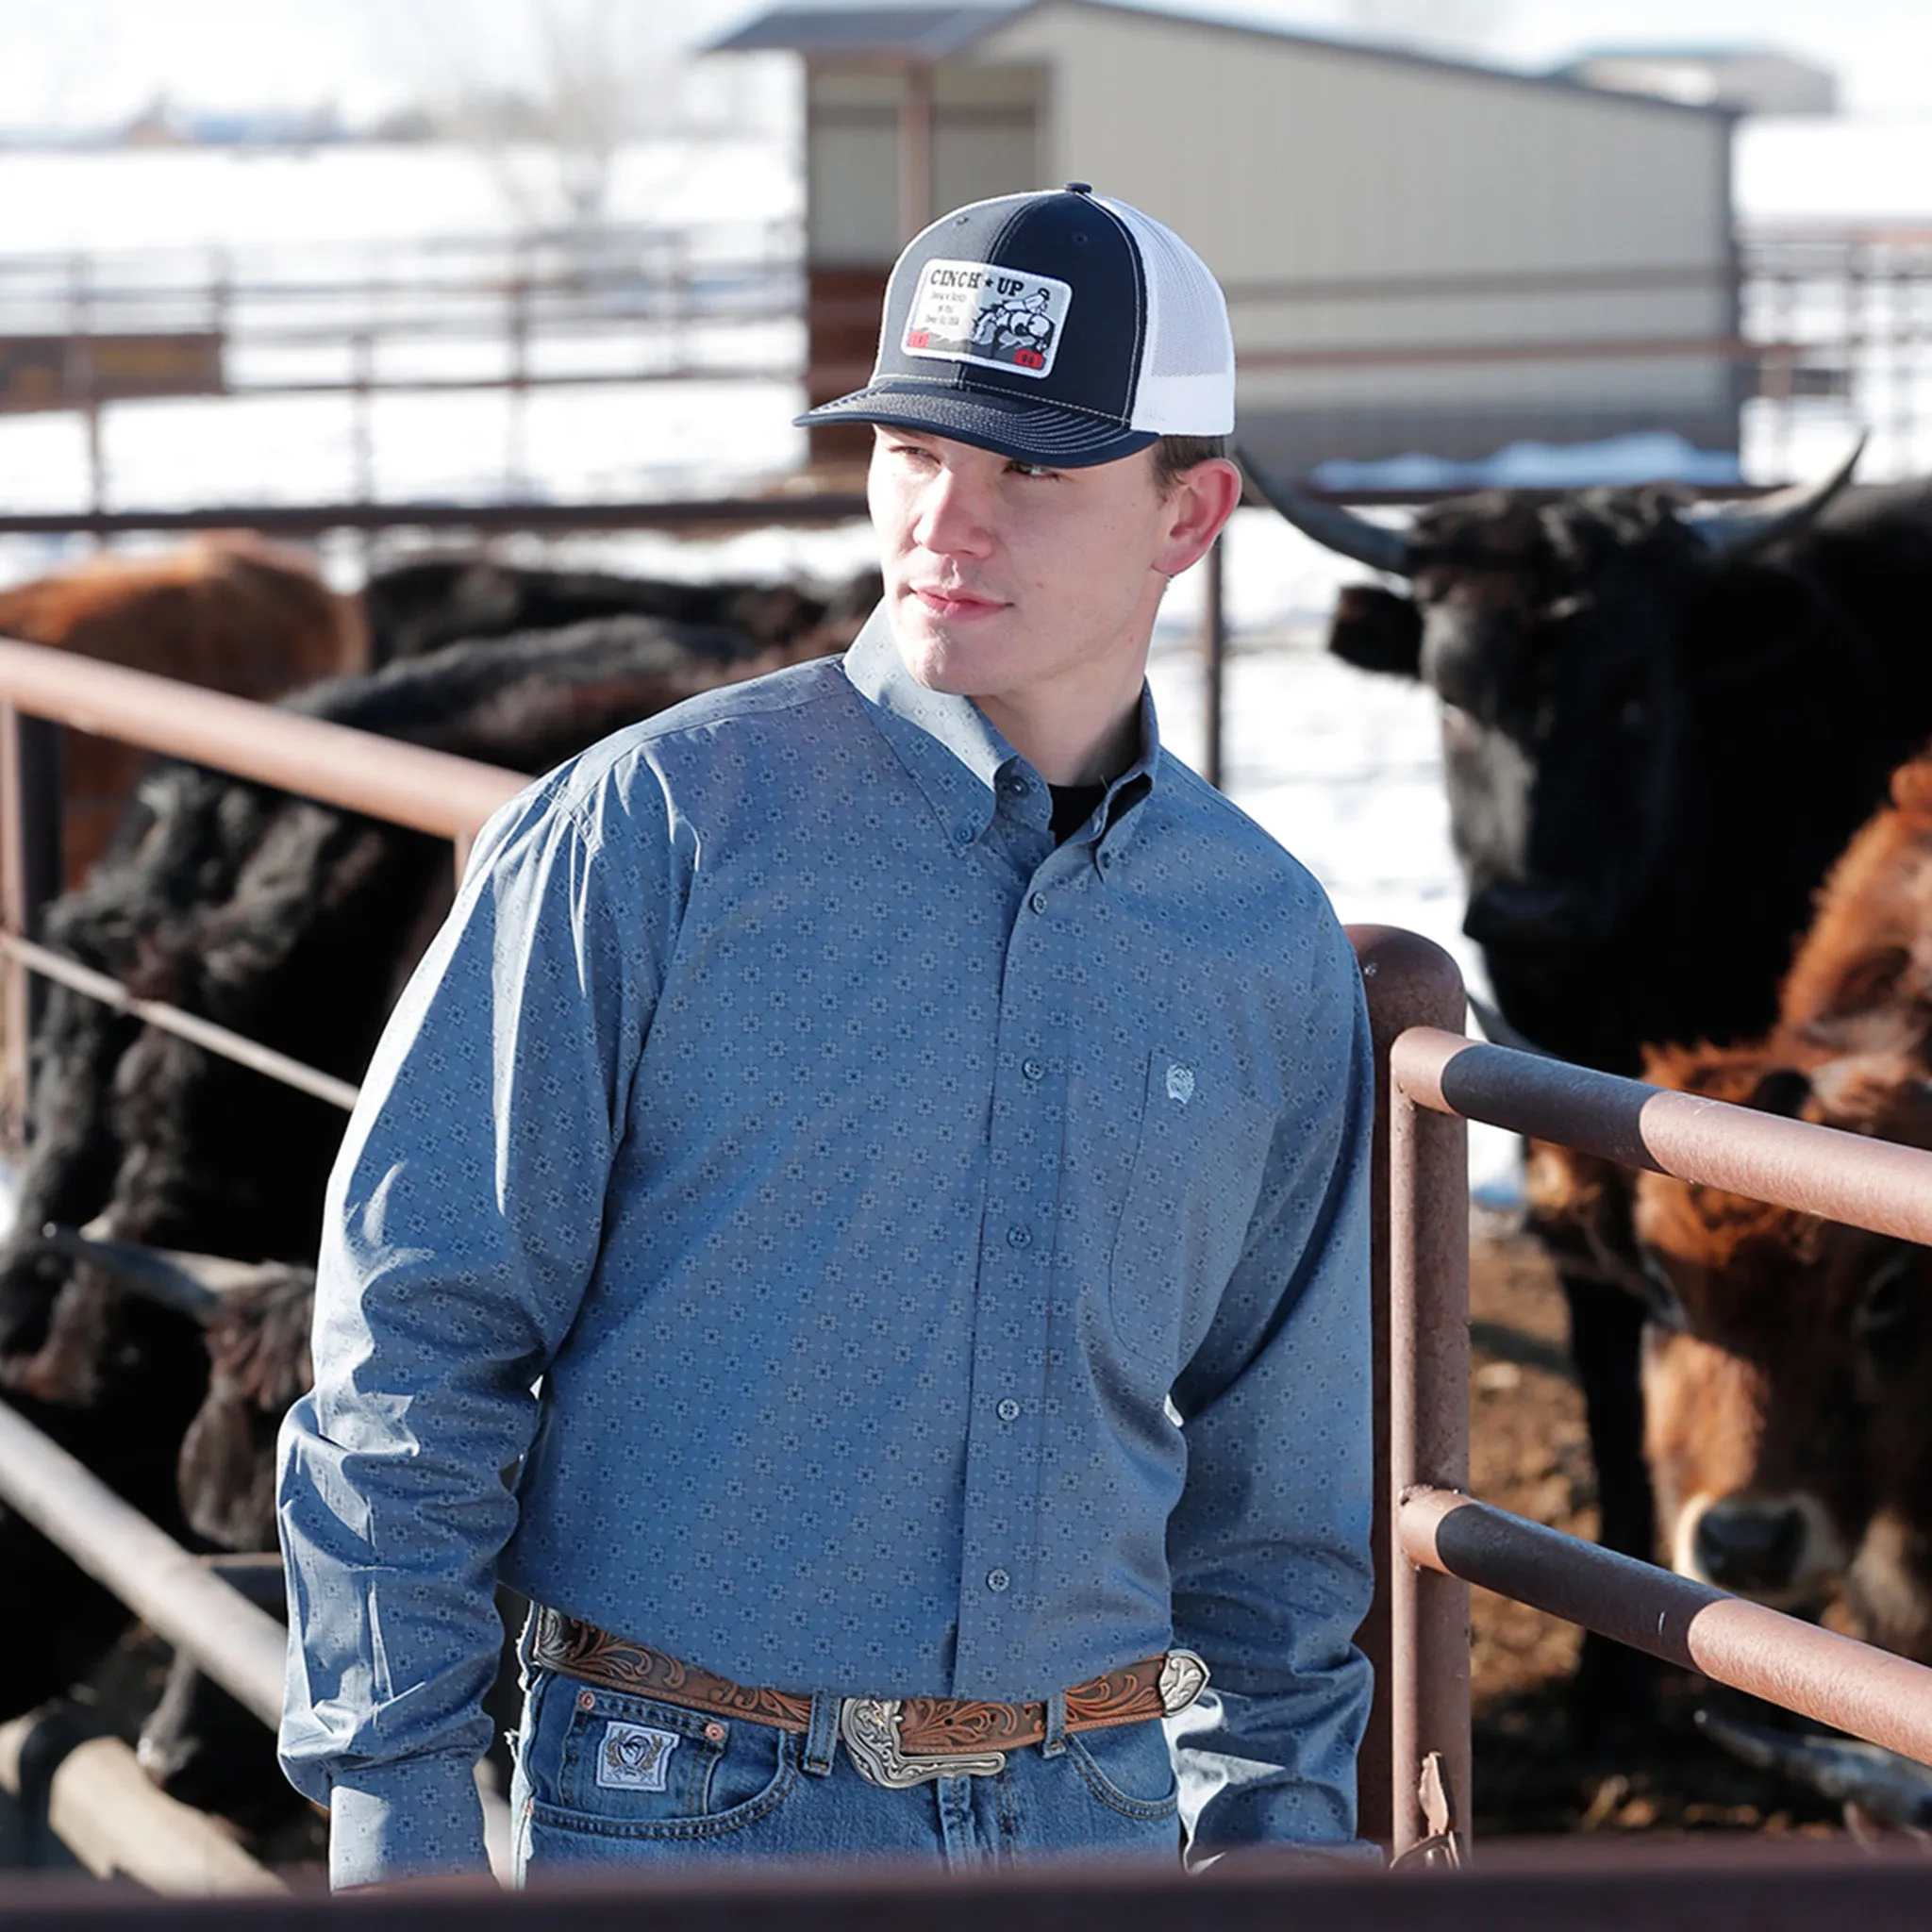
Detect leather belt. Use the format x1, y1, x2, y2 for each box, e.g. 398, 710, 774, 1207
528, 1607, 1209, 1789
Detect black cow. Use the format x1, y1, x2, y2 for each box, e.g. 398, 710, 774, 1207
360, 556, 841, 666
0, 581, 871, 1826
1247, 446, 1932, 1725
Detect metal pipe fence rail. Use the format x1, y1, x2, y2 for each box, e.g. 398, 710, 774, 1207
0, 633, 530, 1136
4, 1829, 1932, 1924
1350, 925, 1932, 1861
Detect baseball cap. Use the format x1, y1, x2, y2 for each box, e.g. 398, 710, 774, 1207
796, 184, 1235, 468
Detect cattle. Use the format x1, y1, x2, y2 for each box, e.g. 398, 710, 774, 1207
0, 536, 367, 885
1612, 746, 1932, 1656
360, 554, 840, 667
1247, 445, 1932, 1724
0, 575, 874, 1831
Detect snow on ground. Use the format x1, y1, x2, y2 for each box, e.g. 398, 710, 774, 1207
0, 139, 799, 256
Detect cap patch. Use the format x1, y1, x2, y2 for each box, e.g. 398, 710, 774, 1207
902, 260, 1073, 381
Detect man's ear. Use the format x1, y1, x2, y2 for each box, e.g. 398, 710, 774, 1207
1154, 458, 1243, 578
1329, 585, 1423, 679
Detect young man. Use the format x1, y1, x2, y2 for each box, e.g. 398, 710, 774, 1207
277, 186, 1374, 1888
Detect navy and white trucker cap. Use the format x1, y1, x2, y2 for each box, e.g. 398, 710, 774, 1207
796, 184, 1235, 468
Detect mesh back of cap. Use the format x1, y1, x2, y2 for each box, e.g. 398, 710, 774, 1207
1100, 197, 1236, 436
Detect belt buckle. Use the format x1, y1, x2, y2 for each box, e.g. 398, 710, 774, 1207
840, 1697, 1007, 1788
1158, 1649, 1210, 1715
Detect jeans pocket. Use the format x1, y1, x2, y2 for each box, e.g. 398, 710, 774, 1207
1065, 1723, 1179, 1820
520, 1670, 797, 1841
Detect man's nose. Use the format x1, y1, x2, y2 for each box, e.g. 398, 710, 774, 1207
912, 467, 996, 558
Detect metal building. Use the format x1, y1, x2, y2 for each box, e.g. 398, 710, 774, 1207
710, 1, 1740, 475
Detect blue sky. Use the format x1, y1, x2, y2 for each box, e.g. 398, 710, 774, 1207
3, 0, 1930, 128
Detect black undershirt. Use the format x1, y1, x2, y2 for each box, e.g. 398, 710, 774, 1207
1048, 781, 1109, 844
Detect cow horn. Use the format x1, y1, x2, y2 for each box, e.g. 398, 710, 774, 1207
1684, 436, 1866, 558
34, 1224, 277, 1324
1467, 992, 1553, 1058
1695, 1707, 1932, 1827
1238, 447, 1411, 576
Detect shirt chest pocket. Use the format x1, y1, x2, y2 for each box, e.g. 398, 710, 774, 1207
1108, 1048, 1277, 1374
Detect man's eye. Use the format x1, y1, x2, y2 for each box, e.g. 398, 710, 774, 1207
1008, 461, 1059, 480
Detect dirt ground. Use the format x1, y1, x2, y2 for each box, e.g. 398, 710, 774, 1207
1468, 1215, 1840, 1838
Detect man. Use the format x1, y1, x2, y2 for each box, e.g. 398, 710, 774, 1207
277, 185, 1374, 1888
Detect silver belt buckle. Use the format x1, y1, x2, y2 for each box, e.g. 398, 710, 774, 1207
839, 1697, 1007, 1788
1158, 1649, 1210, 1715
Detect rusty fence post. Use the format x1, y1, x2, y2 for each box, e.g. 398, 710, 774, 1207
1199, 533, 1225, 791
1347, 925, 1469, 1859
0, 702, 63, 1151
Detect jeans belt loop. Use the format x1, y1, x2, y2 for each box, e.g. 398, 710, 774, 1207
1041, 1689, 1070, 1759
803, 1688, 841, 1778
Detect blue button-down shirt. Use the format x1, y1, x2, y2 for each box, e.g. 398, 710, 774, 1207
277, 606, 1374, 1886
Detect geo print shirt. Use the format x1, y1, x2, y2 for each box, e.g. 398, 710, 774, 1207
277, 605, 1375, 1885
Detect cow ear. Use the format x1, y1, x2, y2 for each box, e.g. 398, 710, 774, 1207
1328, 584, 1423, 679
1744, 1067, 1813, 1118
1524, 1140, 1642, 1294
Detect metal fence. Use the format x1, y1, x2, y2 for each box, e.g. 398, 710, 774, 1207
1350, 926, 1932, 1857
0, 222, 801, 508
1, 218, 1927, 512
2, 651, 1932, 1902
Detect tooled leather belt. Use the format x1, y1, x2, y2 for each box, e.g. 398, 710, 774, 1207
528, 1606, 1209, 1789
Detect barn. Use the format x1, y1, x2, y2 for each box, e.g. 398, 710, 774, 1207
710, 1, 1741, 475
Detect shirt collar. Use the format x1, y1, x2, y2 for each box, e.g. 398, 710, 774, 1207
841, 602, 1163, 857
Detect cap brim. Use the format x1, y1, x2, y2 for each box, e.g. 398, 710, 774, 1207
796, 382, 1156, 469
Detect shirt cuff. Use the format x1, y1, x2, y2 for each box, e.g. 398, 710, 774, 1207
328, 1755, 491, 1890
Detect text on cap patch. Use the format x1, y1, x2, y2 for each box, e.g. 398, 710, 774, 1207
902, 260, 1074, 381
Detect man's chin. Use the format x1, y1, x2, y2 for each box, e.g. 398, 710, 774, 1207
891, 601, 1012, 694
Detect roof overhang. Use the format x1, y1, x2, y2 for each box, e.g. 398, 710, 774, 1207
706, 6, 1026, 60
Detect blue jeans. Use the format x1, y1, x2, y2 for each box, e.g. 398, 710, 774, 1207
508, 1666, 1182, 1879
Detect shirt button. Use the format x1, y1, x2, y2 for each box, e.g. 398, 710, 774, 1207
1029, 891, 1048, 914
1007, 1225, 1031, 1249
987, 1568, 1011, 1593
1100, 851, 1115, 871
955, 824, 974, 843
1003, 777, 1027, 797
997, 1397, 1021, 1423
1022, 1058, 1045, 1081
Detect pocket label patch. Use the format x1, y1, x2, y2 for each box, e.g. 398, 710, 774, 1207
597, 1721, 679, 1790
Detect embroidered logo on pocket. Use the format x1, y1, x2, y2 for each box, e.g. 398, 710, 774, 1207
597, 1721, 679, 1790
1165, 1063, 1195, 1107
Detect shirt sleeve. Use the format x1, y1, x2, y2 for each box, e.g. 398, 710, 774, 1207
275, 758, 669, 1889
1165, 909, 1378, 1862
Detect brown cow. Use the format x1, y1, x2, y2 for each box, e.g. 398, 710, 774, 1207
0, 536, 366, 883
1533, 748, 1932, 1654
